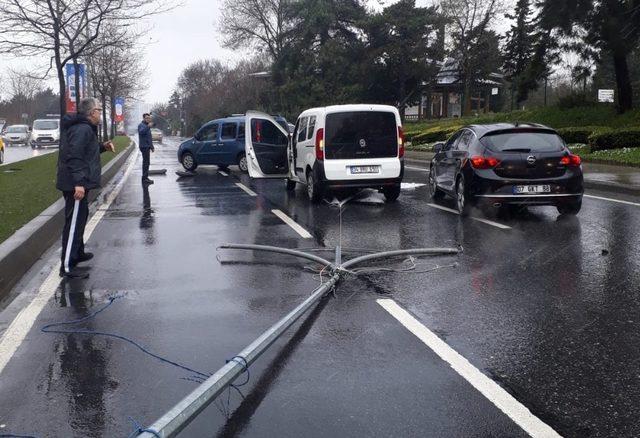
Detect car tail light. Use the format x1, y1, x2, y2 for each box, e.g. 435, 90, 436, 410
398, 126, 405, 158
315, 128, 324, 161
560, 154, 581, 167
470, 156, 500, 169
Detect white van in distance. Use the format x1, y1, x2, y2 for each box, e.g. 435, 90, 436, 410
30, 119, 60, 149
245, 104, 405, 202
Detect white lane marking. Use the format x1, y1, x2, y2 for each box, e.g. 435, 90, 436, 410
235, 182, 257, 197
377, 299, 562, 438
584, 194, 640, 207
406, 166, 429, 173
0, 150, 138, 376
271, 209, 312, 239
218, 170, 229, 177
426, 203, 511, 230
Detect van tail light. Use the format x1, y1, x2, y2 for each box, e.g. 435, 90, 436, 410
470, 156, 500, 169
560, 154, 581, 167
315, 128, 324, 161
398, 126, 405, 158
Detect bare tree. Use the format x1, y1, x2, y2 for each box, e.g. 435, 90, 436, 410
440, 0, 503, 114
220, 0, 292, 61
0, 0, 173, 118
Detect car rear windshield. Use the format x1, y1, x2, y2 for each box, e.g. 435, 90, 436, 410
325, 111, 397, 160
33, 120, 59, 130
480, 131, 565, 153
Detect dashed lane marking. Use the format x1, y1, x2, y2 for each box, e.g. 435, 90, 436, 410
406, 166, 429, 172
584, 194, 640, 207
218, 170, 229, 177
426, 203, 511, 230
0, 150, 139, 376
271, 209, 312, 239
235, 182, 257, 197
377, 299, 562, 438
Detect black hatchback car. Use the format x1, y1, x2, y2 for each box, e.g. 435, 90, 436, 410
428, 123, 584, 216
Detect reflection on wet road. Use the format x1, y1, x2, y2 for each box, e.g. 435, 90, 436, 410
0, 137, 639, 437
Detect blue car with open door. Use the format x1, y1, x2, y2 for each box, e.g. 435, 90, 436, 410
178, 114, 290, 173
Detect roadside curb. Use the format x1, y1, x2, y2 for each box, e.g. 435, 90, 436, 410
0, 140, 135, 300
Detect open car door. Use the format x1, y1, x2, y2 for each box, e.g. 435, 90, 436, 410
245, 111, 290, 178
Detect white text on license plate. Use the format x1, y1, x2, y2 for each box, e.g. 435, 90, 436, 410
350, 165, 380, 174
514, 185, 551, 194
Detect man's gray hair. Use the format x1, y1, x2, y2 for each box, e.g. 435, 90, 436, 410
78, 97, 100, 116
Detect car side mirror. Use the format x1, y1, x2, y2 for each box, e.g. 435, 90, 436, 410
433, 142, 445, 154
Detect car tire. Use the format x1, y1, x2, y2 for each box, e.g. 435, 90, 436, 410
456, 177, 472, 216
428, 166, 445, 200
181, 152, 197, 171
557, 200, 582, 215
285, 178, 297, 191
383, 184, 401, 202
306, 172, 323, 203
237, 153, 248, 173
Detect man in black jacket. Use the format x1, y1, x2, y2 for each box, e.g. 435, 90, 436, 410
56, 97, 115, 278
138, 113, 154, 184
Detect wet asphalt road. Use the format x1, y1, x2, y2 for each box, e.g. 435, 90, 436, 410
0, 144, 57, 166
0, 137, 639, 437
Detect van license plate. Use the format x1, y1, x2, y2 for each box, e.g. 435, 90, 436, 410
350, 165, 380, 174
513, 185, 551, 194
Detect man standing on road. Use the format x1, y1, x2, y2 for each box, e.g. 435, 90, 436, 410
56, 97, 116, 278
138, 113, 155, 184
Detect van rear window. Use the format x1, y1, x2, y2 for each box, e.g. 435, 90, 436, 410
325, 111, 397, 160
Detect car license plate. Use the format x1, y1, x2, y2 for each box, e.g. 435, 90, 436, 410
350, 165, 380, 174
513, 185, 551, 194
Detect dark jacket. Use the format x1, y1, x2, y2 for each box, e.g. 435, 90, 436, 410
138, 122, 153, 149
56, 114, 106, 192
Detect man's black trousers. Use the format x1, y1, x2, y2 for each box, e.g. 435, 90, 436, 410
141, 148, 150, 179
61, 190, 89, 273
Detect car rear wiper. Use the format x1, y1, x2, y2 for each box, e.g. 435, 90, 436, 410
501, 148, 531, 152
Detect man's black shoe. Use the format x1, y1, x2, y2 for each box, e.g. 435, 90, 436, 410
77, 252, 94, 263
142, 178, 154, 185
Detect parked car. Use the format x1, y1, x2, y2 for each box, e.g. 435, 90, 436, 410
178, 114, 290, 173
428, 123, 584, 216
0, 136, 4, 164
151, 128, 163, 143
30, 119, 60, 149
244, 104, 405, 202
3, 124, 30, 146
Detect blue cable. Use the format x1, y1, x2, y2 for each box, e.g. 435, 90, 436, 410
41, 295, 210, 379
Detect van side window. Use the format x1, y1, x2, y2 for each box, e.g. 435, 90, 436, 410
221, 123, 236, 140
197, 123, 218, 141
297, 117, 308, 143
238, 123, 245, 139
306, 116, 316, 140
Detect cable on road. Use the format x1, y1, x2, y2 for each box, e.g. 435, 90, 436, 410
0, 434, 39, 438
126, 417, 160, 438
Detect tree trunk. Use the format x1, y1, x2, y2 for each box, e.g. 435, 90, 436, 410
101, 94, 109, 140
73, 58, 81, 111
110, 97, 116, 139
612, 52, 633, 113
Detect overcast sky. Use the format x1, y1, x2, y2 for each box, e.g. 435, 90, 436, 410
0, 0, 513, 106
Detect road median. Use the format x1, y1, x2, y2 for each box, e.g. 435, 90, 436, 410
0, 137, 135, 300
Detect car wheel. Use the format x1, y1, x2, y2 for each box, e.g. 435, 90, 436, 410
237, 153, 248, 173
285, 178, 297, 191
456, 177, 471, 216
306, 172, 323, 203
181, 152, 197, 171
557, 200, 582, 215
382, 184, 401, 202
428, 166, 444, 200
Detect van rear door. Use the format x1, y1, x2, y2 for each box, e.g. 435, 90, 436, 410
245, 111, 290, 178
324, 111, 398, 160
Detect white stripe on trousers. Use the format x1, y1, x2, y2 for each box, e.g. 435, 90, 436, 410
63, 199, 80, 273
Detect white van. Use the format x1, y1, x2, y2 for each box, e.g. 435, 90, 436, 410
30, 119, 60, 149
245, 104, 405, 202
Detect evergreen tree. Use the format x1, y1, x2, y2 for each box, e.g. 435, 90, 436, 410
502, 0, 535, 105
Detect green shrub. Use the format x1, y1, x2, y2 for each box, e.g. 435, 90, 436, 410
589, 128, 640, 151
557, 93, 596, 109
556, 126, 605, 144
412, 125, 461, 144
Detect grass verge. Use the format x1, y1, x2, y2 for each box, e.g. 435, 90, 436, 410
0, 136, 130, 243
569, 144, 640, 167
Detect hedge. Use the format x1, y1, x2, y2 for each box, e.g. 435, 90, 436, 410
412, 125, 461, 144
556, 126, 605, 144
588, 127, 640, 151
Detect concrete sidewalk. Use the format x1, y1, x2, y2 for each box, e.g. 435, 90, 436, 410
405, 150, 640, 196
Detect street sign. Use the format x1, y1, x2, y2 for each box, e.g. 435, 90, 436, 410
65, 64, 87, 113
114, 97, 124, 122
491, 87, 499, 95
598, 89, 614, 103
